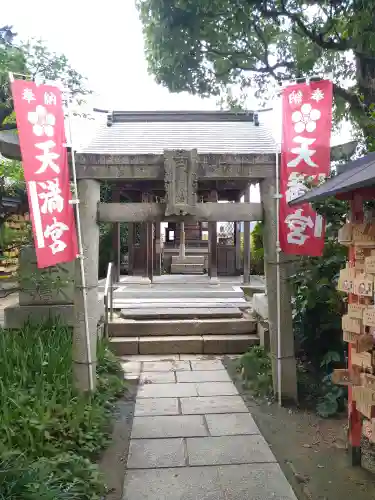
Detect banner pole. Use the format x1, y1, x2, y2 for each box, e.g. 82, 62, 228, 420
65, 96, 94, 393
275, 143, 282, 406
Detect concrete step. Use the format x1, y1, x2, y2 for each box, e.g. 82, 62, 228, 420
109, 316, 257, 337
110, 334, 259, 356
115, 299, 250, 310
120, 307, 242, 320
113, 287, 244, 299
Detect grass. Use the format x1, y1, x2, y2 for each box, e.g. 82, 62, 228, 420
0, 321, 126, 499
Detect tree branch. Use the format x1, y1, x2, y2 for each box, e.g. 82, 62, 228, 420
260, 5, 350, 51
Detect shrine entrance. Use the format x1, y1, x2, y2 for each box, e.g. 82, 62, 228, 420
72, 110, 298, 402
0, 109, 298, 402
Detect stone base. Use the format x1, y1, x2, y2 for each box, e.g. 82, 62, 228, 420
171, 255, 205, 275
4, 304, 75, 329
171, 263, 205, 274
252, 293, 269, 320
257, 321, 270, 351
120, 277, 151, 285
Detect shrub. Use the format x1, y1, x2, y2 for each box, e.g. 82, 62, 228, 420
0, 321, 126, 498
238, 345, 273, 397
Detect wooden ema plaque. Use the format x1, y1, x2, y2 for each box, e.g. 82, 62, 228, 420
352, 224, 375, 247
365, 256, 375, 274
363, 307, 375, 327
361, 372, 375, 391
337, 266, 355, 293
356, 334, 374, 353
355, 247, 367, 261
342, 314, 362, 334
353, 273, 374, 297
351, 347, 373, 370
352, 386, 375, 419
348, 303, 367, 320
338, 223, 352, 246
343, 331, 360, 344
332, 369, 361, 386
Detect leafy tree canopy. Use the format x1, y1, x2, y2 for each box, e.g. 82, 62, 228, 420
138, 0, 375, 132
0, 25, 90, 131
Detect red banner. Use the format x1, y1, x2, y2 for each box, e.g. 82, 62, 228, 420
11, 80, 78, 268
279, 80, 333, 256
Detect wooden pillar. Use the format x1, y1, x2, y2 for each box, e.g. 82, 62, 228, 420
146, 221, 154, 282
235, 221, 241, 276
208, 190, 218, 282
111, 187, 121, 282
260, 176, 297, 403
128, 223, 134, 275
73, 179, 100, 393
154, 222, 161, 276
243, 187, 251, 285
179, 221, 186, 258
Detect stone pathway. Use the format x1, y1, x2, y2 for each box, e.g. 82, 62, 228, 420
121, 355, 297, 500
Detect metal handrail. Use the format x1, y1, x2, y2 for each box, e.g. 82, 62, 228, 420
103, 262, 114, 338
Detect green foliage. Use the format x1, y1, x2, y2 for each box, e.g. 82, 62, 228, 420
251, 222, 264, 275
290, 195, 349, 416
137, 0, 375, 131
0, 26, 90, 131
0, 321, 126, 498
316, 374, 346, 418
238, 345, 273, 397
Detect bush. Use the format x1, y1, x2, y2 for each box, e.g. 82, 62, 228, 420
290, 196, 349, 417
0, 321, 126, 498
238, 345, 273, 397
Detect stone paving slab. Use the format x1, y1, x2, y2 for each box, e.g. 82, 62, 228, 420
123, 464, 297, 500
142, 360, 191, 372
186, 435, 276, 466
176, 370, 231, 383
181, 396, 248, 414
217, 463, 297, 499
121, 361, 141, 375
137, 383, 198, 398
134, 398, 179, 417
123, 466, 225, 500
196, 382, 238, 396
205, 413, 260, 436
131, 415, 208, 439
190, 359, 224, 370
127, 438, 186, 469
140, 371, 176, 384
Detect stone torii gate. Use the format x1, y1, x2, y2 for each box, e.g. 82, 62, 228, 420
0, 111, 298, 402
72, 110, 298, 402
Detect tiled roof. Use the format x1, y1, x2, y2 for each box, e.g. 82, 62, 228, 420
78, 111, 277, 155
290, 152, 375, 205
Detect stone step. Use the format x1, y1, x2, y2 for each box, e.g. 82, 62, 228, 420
110, 334, 259, 356
119, 307, 242, 320
109, 317, 257, 337
171, 255, 205, 264
170, 263, 205, 274
115, 299, 250, 310
113, 287, 244, 299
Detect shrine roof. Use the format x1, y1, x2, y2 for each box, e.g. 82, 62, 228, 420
78, 110, 277, 155
290, 152, 375, 204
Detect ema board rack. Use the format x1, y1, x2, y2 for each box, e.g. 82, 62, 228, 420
335, 221, 375, 444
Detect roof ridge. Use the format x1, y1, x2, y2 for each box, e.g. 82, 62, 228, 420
106, 110, 259, 126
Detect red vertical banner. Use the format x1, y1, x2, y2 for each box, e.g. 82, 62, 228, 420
279, 80, 333, 256
11, 79, 78, 268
